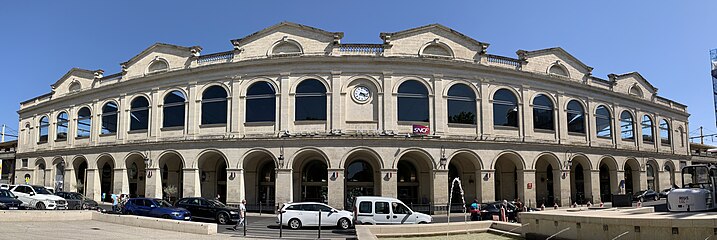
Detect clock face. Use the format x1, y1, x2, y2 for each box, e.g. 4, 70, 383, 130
353, 86, 371, 103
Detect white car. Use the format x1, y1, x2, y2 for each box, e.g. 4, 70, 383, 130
277, 202, 353, 230
352, 196, 432, 225
0, 184, 9, 190
10, 185, 67, 210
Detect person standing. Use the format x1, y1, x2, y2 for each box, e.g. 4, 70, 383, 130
232, 199, 247, 231
111, 193, 118, 213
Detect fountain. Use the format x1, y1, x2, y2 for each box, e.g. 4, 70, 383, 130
446, 177, 467, 237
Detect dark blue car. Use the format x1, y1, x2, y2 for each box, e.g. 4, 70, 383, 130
123, 198, 191, 220
0, 189, 25, 210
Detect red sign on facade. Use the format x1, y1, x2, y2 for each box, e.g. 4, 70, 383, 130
527, 182, 533, 189
412, 124, 430, 135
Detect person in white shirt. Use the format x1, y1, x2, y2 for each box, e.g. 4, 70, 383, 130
232, 199, 247, 231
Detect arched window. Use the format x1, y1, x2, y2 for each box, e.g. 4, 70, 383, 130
129, 97, 150, 131
163, 91, 186, 128
533, 94, 554, 131
566, 100, 585, 134
642, 115, 654, 143
38, 116, 49, 143
77, 107, 91, 138
295, 79, 327, 121
421, 44, 452, 58
272, 41, 302, 55
246, 82, 276, 122
101, 102, 118, 134
397, 80, 429, 122
630, 86, 643, 98
56, 112, 69, 141
447, 84, 475, 124
660, 119, 670, 145
148, 60, 168, 73
69, 82, 81, 93
549, 65, 568, 77
595, 106, 611, 138
493, 89, 518, 128
201, 86, 228, 125
620, 111, 634, 141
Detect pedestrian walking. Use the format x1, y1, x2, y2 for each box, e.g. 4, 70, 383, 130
111, 193, 118, 213
232, 199, 247, 231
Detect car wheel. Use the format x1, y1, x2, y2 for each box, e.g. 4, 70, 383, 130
338, 218, 350, 230
36, 202, 46, 210
82, 203, 89, 210
418, 221, 427, 224
288, 218, 302, 230
217, 212, 229, 225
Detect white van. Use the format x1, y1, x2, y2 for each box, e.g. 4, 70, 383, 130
352, 196, 432, 225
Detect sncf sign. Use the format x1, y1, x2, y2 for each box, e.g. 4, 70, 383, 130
412, 125, 430, 135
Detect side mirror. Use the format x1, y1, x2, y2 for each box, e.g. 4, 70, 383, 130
150, 205, 156, 208
14, 196, 18, 199
331, 209, 338, 213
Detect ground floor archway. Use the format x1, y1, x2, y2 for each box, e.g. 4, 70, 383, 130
494, 152, 524, 202
624, 158, 641, 195
535, 154, 560, 207
158, 152, 183, 201
447, 152, 481, 211
243, 150, 276, 210
97, 155, 115, 202
198, 151, 228, 203
126, 153, 147, 198
397, 151, 433, 205
598, 158, 617, 202
73, 157, 88, 195
570, 155, 592, 204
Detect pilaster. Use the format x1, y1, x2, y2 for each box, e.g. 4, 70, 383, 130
380, 169, 397, 198
226, 168, 243, 204
327, 168, 344, 209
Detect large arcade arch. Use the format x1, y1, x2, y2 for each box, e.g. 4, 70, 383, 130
493, 151, 525, 202
158, 151, 184, 201
197, 150, 228, 203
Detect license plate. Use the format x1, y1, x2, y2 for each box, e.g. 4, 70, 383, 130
9, 207, 17, 210
184, 217, 190, 220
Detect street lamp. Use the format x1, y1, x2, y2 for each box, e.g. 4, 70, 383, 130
278, 145, 285, 168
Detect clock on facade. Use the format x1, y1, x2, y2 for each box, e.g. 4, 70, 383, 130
352, 85, 371, 103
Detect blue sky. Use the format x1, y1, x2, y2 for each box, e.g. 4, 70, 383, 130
1, 1, 715, 144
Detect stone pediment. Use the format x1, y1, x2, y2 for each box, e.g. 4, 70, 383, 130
51, 68, 101, 97
517, 47, 593, 81
120, 43, 201, 79
380, 24, 489, 61
609, 72, 657, 100
230, 22, 343, 58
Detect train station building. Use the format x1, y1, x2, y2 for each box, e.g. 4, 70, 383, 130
14, 22, 690, 211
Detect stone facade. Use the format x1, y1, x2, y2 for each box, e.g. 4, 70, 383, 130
15, 22, 690, 211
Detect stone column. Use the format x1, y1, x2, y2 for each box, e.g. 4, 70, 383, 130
64, 168, 75, 192
115, 168, 128, 195
183, 168, 201, 197
432, 169, 449, 213
639, 169, 648, 191
327, 168, 344, 209
590, 170, 601, 203
615, 170, 625, 195
474, 170, 483, 203
520, 170, 536, 207
380, 169, 397, 198
86, 168, 100, 201
558, 169, 570, 206
481, 170, 495, 202
275, 169, 293, 208
226, 168, 243, 204
144, 167, 162, 198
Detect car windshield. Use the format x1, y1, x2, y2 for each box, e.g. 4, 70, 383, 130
208, 199, 226, 207
157, 200, 173, 208
634, 191, 646, 195
0, 190, 15, 198
34, 186, 52, 195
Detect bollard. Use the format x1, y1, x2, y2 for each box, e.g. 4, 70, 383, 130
259, 202, 262, 216
243, 214, 247, 237
318, 208, 322, 239
572, 202, 577, 208
279, 210, 283, 238
586, 201, 592, 208
540, 204, 545, 211
637, 200, 642, 208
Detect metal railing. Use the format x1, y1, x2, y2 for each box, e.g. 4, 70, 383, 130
338, 44, 384, 55
486, 54, 521, 67
197, 51, 234, 64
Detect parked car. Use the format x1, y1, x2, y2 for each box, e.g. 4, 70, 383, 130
0, 184, 9, 190
123, 198, 191, 220
352, 196, 432, 226
0, 189, 25, 210
10, 185, 67, 210
55, 192, 98, 210
659, 188, 673, 198
175, 197, 239, 224
633, 190, 659, 202
479, 202, 518, 221
278, 202, 353, 230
